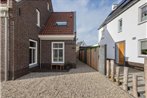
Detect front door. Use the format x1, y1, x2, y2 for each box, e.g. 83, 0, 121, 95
116, 41, 125, 65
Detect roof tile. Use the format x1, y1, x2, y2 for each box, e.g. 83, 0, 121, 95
40, 12, 75, 35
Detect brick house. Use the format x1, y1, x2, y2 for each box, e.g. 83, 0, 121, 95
0, 0, 76, 81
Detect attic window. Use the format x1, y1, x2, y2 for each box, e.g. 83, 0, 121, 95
56, 21, 67, 26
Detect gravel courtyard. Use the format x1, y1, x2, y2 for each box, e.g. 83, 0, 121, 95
1, 60, 134, 98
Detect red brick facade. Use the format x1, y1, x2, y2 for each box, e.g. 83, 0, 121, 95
0, 0, 76, 81
40, 40, 76, 67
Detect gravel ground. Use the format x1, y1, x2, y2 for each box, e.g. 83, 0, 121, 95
1, 60, 134, 98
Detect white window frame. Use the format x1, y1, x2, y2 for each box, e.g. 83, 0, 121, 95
29, 39, 38, 67
139, 3, 147, 24
47, 2, 50, 11
52, 42, 65, 64
36, 9, 40, 27
56, 21, 67, 26
138, 39, 147, 57
118, 18, 122, 33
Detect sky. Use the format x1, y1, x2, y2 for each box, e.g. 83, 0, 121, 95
52, 0, 122, 45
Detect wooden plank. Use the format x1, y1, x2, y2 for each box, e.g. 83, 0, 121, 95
116, 66, 120, 85
123, 67, 129, 91
106, 60, 110, 78
132, 74, 138, 98
110, 60, 115, 81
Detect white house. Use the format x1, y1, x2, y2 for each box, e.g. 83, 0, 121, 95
98, 0, 147, 69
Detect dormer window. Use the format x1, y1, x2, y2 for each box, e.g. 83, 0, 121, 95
56, 21, 67, 26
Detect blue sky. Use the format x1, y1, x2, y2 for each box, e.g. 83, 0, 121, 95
52, 0, 122, 45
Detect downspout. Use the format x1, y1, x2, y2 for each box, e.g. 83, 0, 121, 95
40, 39, 41, 68
0, 14, 2, 82
4, 12, 8, 81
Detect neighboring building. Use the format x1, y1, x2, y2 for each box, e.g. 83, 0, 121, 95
98, 0, 147, 69
0, 0, 76, 81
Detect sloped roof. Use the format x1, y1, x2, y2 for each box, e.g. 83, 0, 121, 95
40, 12, 75, 35
98, 0, 140, 30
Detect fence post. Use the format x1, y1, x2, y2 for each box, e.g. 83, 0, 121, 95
132, 74, 138, 98
123, 67, 129, 91
116, 66, 120, 85
144, 58, 147, 98
110, 60, 115, 81
106, 60, 110, 78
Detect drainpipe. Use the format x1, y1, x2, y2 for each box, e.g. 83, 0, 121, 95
145, 58, 147, 98
4, 12, 8, 81
0, 5, 9, 81
40, 39, 42, 68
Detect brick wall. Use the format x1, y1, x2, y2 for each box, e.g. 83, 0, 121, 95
0, 17, 6, 81
40, 40, 76, 67
8, 0, 53, 80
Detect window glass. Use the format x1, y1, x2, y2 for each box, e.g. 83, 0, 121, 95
141, 5, 147, 22
29, 40, 37, 65
52, 42, 64, 63
36, 9, 40, 27
30, 41, 36, 47
59, 43, 63, 48
118, 19, 122, 32
141, 41, 147, 55
56, 21, 67, 26
53, 43, 58, 48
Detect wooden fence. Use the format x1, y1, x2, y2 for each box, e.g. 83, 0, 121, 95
79, 46, 99, 71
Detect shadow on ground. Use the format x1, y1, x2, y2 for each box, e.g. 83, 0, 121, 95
16, 59, 97, 81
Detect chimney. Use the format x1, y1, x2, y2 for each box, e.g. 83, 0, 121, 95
112, 4, 118, 11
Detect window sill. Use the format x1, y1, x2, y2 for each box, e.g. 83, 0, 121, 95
51, 62, 64, 65
29, 63, 38, 68
118, 31, 122, 33
138, 20, 147, 25
138, 55, 147, 58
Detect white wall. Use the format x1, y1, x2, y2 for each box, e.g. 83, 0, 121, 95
98, 0, 147, 64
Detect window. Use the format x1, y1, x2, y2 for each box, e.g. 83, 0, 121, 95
139, 39, 147, 57
52, 42, 64, 63
56, 21, 67, 26
118, 19, 122, 33
29, 40, 37, 66
18, 8, 21, 16
36, 9, 40, 27
140, 5, 147, 22
1, 0, 7, 3
47, 3, 50, 11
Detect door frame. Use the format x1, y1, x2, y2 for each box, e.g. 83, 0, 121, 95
115, 40, 126, 66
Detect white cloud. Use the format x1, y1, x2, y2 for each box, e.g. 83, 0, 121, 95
52, 0, 116, 45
